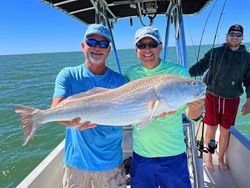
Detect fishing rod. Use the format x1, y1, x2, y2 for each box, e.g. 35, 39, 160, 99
194, 0, 228, 157
196, 0, 218, 64
210, 0, 228, 52
198, 0, 228, 104
188, 31, 198, 66
190, 0, 228, 81
188, 0, 218, 81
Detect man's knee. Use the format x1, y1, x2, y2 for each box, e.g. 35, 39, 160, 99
219, 126, 230, 136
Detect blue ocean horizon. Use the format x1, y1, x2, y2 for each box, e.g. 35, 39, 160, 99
0, 44, 250, 187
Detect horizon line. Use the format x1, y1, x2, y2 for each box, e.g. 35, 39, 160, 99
1, 42, 249, 56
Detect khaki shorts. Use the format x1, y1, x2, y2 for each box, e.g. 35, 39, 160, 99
63, 165, 127, 188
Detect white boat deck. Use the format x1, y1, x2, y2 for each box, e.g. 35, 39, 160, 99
200, 126, 250, 188
124, 127, 239, 188
202, 153, 239, 188
17, 127, 250, 188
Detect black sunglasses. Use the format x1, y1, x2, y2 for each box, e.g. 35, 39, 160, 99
228, 32, 243, 37
136, 42, 159, 49
85, 39, 110, 49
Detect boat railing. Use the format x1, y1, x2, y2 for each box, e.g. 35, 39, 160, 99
227, 127, 250, 188
184, 120, 204, 188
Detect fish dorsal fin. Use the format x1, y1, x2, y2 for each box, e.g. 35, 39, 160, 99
59, 87, 111, 105
71, 87, 110, 99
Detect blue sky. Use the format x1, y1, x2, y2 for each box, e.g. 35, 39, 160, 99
1, 0, 250, 55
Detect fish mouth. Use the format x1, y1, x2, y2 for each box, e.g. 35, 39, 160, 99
195, 88, 206, 100
195, 83, 207, 100
196, 92, 205, 100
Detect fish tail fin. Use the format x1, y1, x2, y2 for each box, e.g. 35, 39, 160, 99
15, 105, 41, 146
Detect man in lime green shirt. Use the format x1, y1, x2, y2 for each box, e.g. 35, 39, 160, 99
125, 26, 204, 188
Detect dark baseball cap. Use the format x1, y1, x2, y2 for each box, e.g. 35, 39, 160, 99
228, 24, 243, 34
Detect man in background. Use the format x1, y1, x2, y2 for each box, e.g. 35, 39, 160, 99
189, 24, 250, 172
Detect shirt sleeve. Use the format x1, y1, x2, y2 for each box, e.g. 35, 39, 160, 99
180, 67, 191, 78
243, 56, 250, 98
124, 68, 132, 81
53, 68, 71, 98
189, 49, 212, 77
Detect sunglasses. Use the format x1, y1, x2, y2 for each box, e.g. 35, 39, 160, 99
136, 42, 159, 49
85, 39, 110, 49
228, 32, 243, 37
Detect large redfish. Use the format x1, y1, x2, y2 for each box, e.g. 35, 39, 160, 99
15, 74, 206, 145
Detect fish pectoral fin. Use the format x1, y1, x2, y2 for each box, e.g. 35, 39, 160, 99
59, 87, 111, 105
85, 87, 111, 95
149, 100, 160, 121
136, 100, 161, 129
137, 100, 162, 130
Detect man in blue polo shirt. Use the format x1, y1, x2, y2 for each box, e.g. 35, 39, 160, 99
51, 24, 127, 188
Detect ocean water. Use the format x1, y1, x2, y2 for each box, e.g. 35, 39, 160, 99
1, 45, 250, 188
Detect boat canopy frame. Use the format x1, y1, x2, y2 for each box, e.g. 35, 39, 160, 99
42, 0, 212, 25
42, 0, 212, 71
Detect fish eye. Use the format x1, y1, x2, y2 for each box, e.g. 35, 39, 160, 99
191, 81, 197, 86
